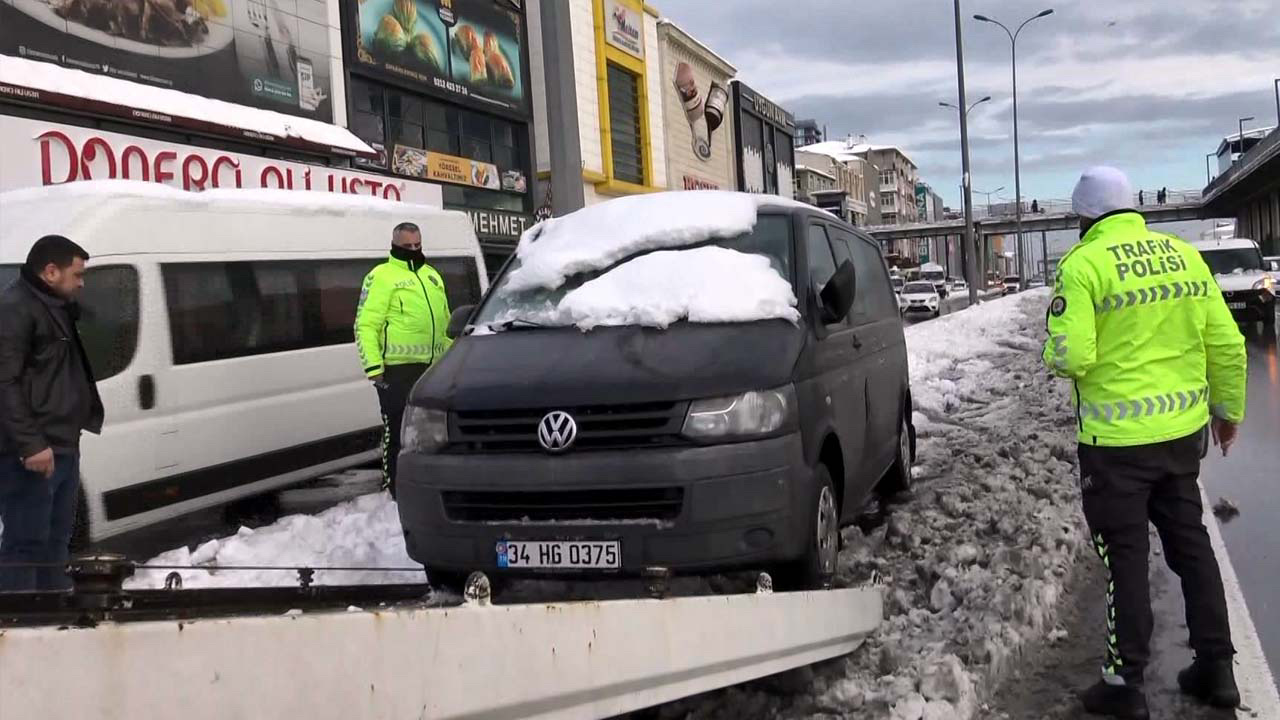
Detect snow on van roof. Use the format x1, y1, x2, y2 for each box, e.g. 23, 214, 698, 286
0, 181, 469, 260
504, 191, 760, 292
1192, 237, 1260, 252
498, 246, 800, 331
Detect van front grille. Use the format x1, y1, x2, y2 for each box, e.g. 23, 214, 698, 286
446, 401, 689, 453
441, 488, 684, 522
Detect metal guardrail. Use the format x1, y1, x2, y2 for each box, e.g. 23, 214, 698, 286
0, 577, 883, 720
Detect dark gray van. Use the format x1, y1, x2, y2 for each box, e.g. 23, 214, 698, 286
396, 195, 914, 589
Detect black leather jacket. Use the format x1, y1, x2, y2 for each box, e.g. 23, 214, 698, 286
0, 270, 104, 457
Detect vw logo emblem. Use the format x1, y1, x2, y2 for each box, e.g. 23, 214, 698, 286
538, 411, 578, 452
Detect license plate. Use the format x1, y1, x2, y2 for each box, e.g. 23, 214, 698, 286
496, 540, 621, 569
1227, 302, 1246, 310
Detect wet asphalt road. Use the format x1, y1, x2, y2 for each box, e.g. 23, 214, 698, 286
1200, 320, 1280, 672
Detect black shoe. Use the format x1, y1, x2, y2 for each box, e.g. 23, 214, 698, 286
1080, 680, 1150, 719
1178, 657, 1240, 709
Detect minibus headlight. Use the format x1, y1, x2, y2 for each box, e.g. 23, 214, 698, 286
402, 406, 448, 453
682, 386, 797, 440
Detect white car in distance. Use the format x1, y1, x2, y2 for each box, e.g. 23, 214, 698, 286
900, 281, 942, 318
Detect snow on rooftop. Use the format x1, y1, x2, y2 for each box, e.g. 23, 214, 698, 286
503, 246, 800, 331
0, 55, 371, 155
798, 139, 917, 168
505, 191, 760, 293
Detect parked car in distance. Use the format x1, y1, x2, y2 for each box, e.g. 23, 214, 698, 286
900, 281, 942, 318
0, 181, 489, 545
891, 274, 905, 294
949, 279, 968, 295
919, 262, 947, 298
1194, 237, 1275, 327
1002, 275, 1022, 295
396, 192, 917, 591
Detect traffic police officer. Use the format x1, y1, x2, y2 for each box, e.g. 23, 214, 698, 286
355, 222, 452, 498
1044, 167, 1247, 718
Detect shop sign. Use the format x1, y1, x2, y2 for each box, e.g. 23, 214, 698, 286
448, 205, 533, 242
603, 0, 644, 59
351, 0, 529, 117
391, 145, 504, 190
0, 116, 443, 205
1, 0, 335, 122
682, 175, 718, 190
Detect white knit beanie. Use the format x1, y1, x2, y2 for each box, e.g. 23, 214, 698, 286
1072, 166, 1134, 220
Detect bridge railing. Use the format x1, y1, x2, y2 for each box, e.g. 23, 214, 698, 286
945, 190, 1202, 222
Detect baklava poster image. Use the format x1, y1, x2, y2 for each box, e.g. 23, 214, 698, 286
356, 0, 526, 114
0, 0, 334, 121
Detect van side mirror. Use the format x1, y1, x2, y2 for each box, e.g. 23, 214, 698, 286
446, 305, 475, 340
820, 260, 857, 324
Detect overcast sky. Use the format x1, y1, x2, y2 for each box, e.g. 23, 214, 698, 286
656, 0, 1280, 209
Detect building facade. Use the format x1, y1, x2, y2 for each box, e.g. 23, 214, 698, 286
865, 146, 918, 225
795, 149, 869, 225
794, 119, 822, 148
656, 20, 736, 192
340, 0, 536, 272
731, 80, 795, 198
0, 0, 455, 206
527, 0, 667, 213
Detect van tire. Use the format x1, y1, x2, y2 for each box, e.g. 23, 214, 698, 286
879, 410, 915, 497
425, 569, 470, 594
773, 464, 838, 591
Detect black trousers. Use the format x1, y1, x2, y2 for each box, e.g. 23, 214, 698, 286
376, 363, 428, 499
1078, 428, 1235, 685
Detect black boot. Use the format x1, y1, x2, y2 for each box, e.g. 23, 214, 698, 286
1080, 680, 1150, 719
1178, 657, 1240, 708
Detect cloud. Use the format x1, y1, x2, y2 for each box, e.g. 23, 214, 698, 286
655, 1, 1280, 207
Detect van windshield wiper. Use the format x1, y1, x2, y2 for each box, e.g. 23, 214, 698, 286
489, 317, 548, 332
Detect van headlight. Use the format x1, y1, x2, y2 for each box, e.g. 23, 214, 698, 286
1254, 276, 1275, 296
682, 386, 797, 441
402, 406, 448, 453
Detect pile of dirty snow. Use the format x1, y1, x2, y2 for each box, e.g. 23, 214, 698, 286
505, 191, 759, 292
664, 291, 1089, 720
127, 493, 422, 589
500, 246, 800, 330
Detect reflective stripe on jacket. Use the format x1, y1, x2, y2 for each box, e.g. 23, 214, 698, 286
1043, 212, 1247, 447
355, 255, 452, 378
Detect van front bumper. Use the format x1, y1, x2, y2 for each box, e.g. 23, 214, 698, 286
1221, 289, 1275, 321
395, 433, 811, 576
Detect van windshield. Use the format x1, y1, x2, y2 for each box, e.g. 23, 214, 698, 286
919, 270, 944, 282
1201, 248, 1263, 275
473, 214, 795, 329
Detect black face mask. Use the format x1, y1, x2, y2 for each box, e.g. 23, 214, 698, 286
390, 244, 426, 267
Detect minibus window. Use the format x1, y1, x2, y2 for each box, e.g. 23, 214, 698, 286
78, 266, 141, 381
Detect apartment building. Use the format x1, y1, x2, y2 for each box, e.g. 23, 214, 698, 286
795, 148, 869, 225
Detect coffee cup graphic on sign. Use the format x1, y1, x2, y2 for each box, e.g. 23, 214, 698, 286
673, 61, 711, 161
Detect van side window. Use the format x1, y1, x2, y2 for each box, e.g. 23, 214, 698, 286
431, 256, 484, 309
852, 237, 898, 321
806, 224, 838, 294
78, 265, 140, 381
163, 260, 374, 364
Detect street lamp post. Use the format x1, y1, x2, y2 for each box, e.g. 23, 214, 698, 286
1274, 79, 1279, 127
976, 8, 1054, 288
1238, 116, 1255, 163
940, 89, 989, 305
973, 186, 1004, 216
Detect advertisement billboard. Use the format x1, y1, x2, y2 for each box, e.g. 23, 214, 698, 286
0, 0, 337, 121
659, 23, 734, 192
350, 0, 528, 117
0, 115, 443, 205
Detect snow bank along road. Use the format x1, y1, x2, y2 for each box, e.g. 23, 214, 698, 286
125, 290, 1275, 719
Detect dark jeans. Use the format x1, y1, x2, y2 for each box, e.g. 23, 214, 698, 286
0, 452, 80, 592
1078, 428, 1234, 685
376, 363, 428, 499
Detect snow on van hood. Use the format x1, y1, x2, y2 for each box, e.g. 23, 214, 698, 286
1214, 268, 1271, 292
496, 246, 800, 330
504, 191, 759, 293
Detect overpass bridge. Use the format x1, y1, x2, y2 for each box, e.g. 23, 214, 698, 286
863, 192, 1205, 280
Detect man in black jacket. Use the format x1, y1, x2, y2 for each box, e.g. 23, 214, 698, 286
0, 235, 103, 592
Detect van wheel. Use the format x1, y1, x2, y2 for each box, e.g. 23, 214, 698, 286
774, 465, 838, 591
879, 411, 915, 497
